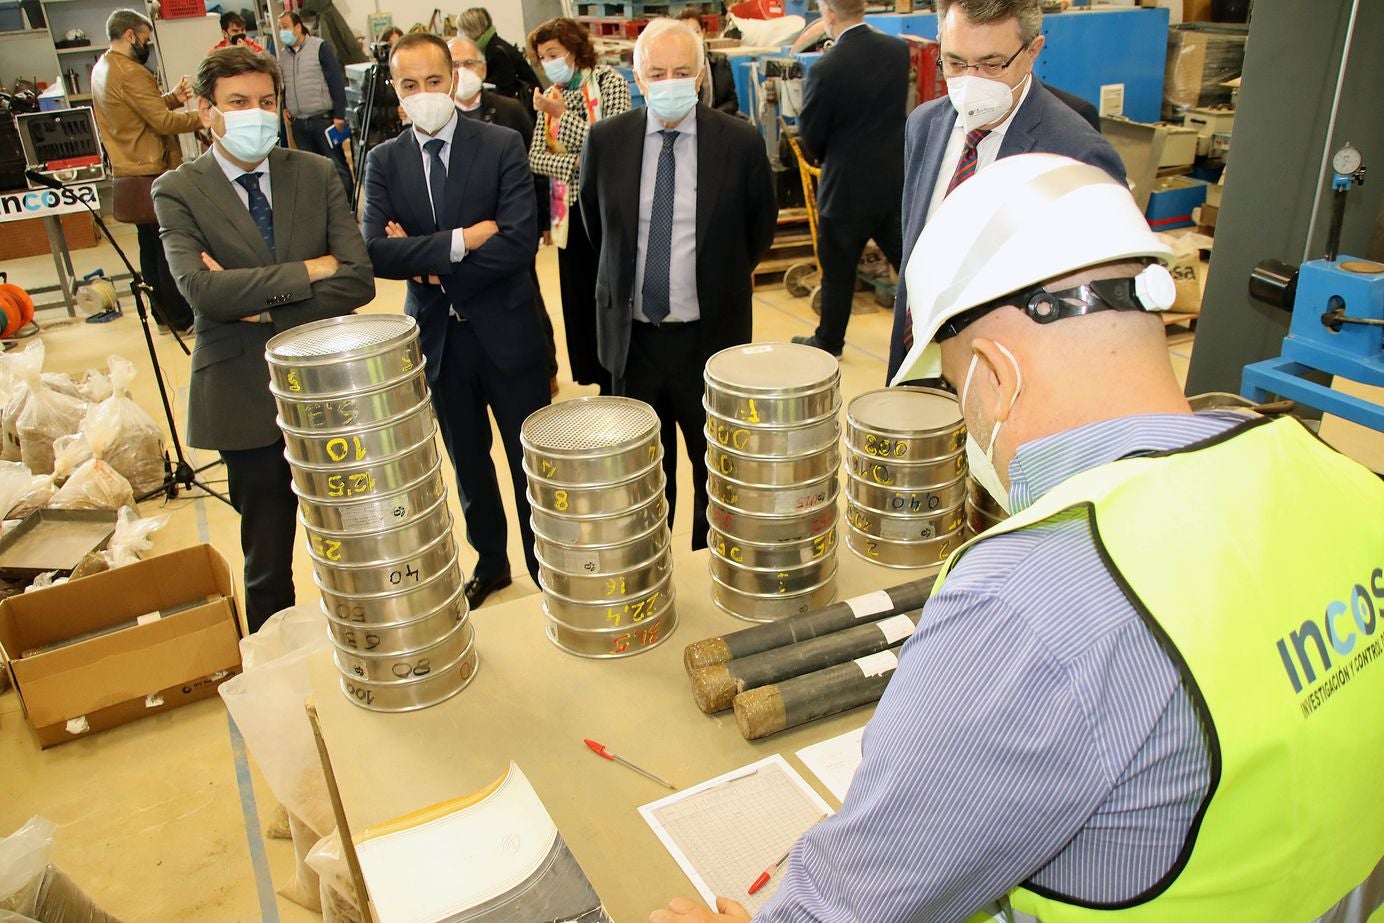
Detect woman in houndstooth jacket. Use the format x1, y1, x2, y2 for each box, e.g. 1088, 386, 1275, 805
528, 17, 631, 394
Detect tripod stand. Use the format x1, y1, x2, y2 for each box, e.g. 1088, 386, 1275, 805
25, 169, 232, 507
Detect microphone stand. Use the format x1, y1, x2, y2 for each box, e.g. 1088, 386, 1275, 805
26, 170, 231, 506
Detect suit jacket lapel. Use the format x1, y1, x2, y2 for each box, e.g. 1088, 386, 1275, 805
445, 114, 476, 232
187, 150, 274, 263
916, 107, 957, 212
694, 106, 722, 252
268, 147, 297, 259
616, 111, 644, 245
998, 82, 1044, 156
395, 130, 435, 232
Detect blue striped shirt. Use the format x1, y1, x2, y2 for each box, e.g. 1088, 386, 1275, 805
758, 411, 1251, 922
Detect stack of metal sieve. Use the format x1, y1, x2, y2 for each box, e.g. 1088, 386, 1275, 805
266, 314, 476, 712
703, 342, 841, 622
842, 387, 968, 572
521, 397, 677, 657
965, 478, 1008, 536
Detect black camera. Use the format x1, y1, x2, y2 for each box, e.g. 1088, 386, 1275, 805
229, 33, 245, 44
371, 41, 390, 65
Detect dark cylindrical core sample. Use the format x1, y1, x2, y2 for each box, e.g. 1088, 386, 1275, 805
732, 644, 904, 740
682, 578, 932, 674
691, 611, 919, 713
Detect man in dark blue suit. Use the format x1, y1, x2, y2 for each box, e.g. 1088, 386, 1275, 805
887, 0, 1127, 383
362, 32, 548, 608
790, 0, 909, 359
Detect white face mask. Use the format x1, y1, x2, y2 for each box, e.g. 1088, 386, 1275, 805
401, 90, 456, 134
453, 67, 483, 104
959, 341, 1023, 514
946, 73, 1026, 132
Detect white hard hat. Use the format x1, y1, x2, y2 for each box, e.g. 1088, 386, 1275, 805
892, 153, 1174, 385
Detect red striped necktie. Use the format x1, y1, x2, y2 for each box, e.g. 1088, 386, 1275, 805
945, 128, 993, 196
901, 127, 995, 355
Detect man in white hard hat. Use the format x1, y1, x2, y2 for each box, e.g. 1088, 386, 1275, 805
649, 155, 1384, 923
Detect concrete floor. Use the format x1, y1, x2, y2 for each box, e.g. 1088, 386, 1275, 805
0, 219, 1194, 920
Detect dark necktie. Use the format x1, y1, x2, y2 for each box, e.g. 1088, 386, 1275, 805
902, 128, 994, 353
424, 138, 448, 230
641, 130, 678, 325
235, 172, 274, 255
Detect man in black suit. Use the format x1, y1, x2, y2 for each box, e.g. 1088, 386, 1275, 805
362, 32, 549, 608
450, 33, 560, 395
581, 17, 776, 551
790, 0, 909, 358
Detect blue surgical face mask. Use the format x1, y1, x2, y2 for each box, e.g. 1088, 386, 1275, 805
213, 106, 280, 163
542, 55, 573, 87
645, 76, 698, 123
279, 28, 297, 47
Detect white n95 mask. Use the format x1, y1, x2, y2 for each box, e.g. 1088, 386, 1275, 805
947, 74, 1024, 132
401, 92, 456, 134
454, 68, 483, 103
959, 342, 1023, 513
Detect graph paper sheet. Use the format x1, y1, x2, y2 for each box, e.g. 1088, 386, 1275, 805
638, 755, 833, 914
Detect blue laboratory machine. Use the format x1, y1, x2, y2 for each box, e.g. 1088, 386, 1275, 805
1242, 143, 1384, 432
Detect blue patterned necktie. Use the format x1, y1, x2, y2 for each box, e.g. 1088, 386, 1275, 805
424, 138, 448, 230
641, 129, 678, 325
235, 173, 274, 255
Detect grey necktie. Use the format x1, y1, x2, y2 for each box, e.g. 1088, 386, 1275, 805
641, 130, 678, 325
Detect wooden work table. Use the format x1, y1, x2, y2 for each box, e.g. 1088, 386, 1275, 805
306, 547, 927, 922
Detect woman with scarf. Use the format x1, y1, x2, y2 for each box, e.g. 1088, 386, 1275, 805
459, 7, 540, 107
528, 18, 630, 395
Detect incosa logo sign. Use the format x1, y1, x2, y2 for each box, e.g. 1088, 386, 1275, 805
1278, 568, 1384, 717
0, 185, 99, 216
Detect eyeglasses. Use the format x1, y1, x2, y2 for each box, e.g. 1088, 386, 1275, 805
452, 59, 484, 69
937, 42, 1029, 79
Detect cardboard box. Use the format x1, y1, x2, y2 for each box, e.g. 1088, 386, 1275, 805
0, 544, 242, 748
1145, 175, 1209, 231
0, 212, 98, 260
1163, 25, 1247, 120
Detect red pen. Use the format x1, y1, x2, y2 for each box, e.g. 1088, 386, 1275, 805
583, 738, 678, 790
748, 815, 828, 895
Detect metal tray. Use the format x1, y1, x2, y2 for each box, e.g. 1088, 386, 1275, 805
0, 509, 118, 579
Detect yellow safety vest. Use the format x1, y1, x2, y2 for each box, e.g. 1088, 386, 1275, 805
938, 416, 1384, 923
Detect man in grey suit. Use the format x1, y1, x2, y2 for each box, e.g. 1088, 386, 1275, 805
886, 0, 1127, 382
154, 46, 374, 633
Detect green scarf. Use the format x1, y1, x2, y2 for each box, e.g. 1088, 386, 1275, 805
477, 25, 495, 52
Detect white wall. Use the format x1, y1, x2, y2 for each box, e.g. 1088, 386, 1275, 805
333, 0, 530, 45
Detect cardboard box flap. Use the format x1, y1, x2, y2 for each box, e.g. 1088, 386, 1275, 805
13, 602, 240, 728
0, 545, 233, 654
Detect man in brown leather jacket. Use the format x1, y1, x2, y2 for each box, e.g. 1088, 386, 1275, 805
91, 8, 200, 333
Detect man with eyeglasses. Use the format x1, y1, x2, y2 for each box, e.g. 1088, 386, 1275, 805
885, 0, 1126, 383
788, 0, 909, 359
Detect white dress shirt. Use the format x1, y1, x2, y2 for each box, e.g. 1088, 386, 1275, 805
925, 74, 1033, 221
413, 109, 468, 262
634, 105, 699, 324
212, 143, 272, 207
